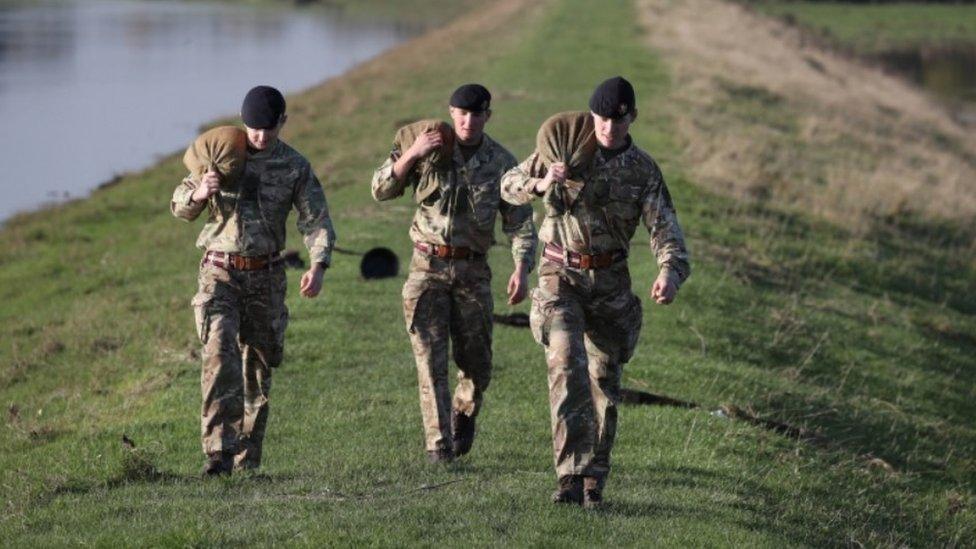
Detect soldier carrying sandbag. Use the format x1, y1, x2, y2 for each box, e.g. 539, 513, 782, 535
371, 84, 537, 463
501, 76, 690, 508
171, 85, 336, 476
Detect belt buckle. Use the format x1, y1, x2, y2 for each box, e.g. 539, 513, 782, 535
579, 254, 592, 270
434, 245, 450, 259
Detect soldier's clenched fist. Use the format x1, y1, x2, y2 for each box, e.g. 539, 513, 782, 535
191, 169, 221, 202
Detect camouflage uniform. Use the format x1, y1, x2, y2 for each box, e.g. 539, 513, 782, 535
501, 138, 689, 481
372, 134, 537, 453
171, 139, 335, 469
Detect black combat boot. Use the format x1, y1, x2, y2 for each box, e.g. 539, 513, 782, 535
451, 411, 476, 457
426, 447, 455, 464
202, 451, 234, 477
551, 474, 583, 505
582, 476, 605, 509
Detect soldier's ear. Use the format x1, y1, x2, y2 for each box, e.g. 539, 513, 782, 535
484, 109, 492, 122
278, 113, 289, 130
630, 109, 638, 123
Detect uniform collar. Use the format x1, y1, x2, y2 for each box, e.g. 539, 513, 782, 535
248, 139, 282, 160
453, 134, 491, 169
596, 135, 632, 163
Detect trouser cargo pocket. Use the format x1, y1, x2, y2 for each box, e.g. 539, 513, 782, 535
529, 287, 557, 347
402, 278, 431, 334
191, 292, 213, 345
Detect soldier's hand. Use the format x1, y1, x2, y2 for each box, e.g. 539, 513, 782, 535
651, 273, 677, 305
191, 169, 221, 202
408, 130, 444, 159
507, 263, 530, 305
300, 264, 324, 298
536, 162, 568, 194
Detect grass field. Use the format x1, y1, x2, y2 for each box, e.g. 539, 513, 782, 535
748, 1, 976, 54
2, 0, 975, 545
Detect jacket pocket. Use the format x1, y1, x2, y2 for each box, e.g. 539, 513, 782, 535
605, 184, 641, 220
414, 167, 442, 204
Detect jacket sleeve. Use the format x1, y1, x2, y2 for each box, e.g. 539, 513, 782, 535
371, 146, 414, 201
500, 152, 546, 206
498, 156, 538, 269
642, 170, 690, 287
170, 175, 208, 221
294, 163, 337, 267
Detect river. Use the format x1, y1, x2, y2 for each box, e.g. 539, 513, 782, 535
0, 0, 417, 222
875, 46, 976, 126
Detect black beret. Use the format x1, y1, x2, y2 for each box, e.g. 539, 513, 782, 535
241, 85, 286, 129
449, 83, 491, 112
588, 76, 635, 119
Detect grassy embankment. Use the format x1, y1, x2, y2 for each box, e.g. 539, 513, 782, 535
746, 1, 976, 54
2, 0, 975, 545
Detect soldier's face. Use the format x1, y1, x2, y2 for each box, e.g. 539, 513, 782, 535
244, 114, 287, 151
450, 107, 490, 145
592, 111, 635, 150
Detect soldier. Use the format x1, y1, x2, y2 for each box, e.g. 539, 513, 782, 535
501, 76, 690, 508
371, 84, 537, 463
171, 85, 336, 476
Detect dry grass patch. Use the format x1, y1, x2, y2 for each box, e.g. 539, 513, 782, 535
638, 0, 976, 230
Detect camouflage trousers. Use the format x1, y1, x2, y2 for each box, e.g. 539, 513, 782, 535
529, 260, 642, 479
191, 260, 288, 469
402, 251, 494, 452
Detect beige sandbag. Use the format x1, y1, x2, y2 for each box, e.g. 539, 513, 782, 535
536, 111, 595, 210
394, 119, 455, 171
394, 119, 456, 203
535, 111, 596, 178
182, 126, 248, 189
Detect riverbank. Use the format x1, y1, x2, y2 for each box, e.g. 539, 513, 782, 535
747, 1, 976, 54
2, 0, 974, 545
0, 0, 419, 223
643, 0, 976, 227
201, 0, 480, 27
744, 1, 976, 112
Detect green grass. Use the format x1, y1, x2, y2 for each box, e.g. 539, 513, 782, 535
2, 0, 975, 545
749, 1, 976, 54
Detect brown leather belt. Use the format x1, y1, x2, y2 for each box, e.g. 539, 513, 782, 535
414, 242, 484, 260
543, 242, 626, 270
203, 251, 282, 271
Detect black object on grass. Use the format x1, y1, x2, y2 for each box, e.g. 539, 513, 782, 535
361, 247, 399, 279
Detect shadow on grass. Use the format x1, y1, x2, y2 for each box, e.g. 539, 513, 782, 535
30, 447, 305, 512
608, 465, 921, 546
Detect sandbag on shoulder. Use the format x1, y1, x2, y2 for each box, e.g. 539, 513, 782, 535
393, 119, 455, 203
535, 111, 596, 178
183, 126, 248, 190
535, 111, 596, 212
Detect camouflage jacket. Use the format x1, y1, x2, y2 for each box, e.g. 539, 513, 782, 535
371, 133, 537, 269
171, 140, 336, 267
501, 139, 690, 286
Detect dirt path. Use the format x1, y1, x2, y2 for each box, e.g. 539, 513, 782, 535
638, 0, 976, 227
